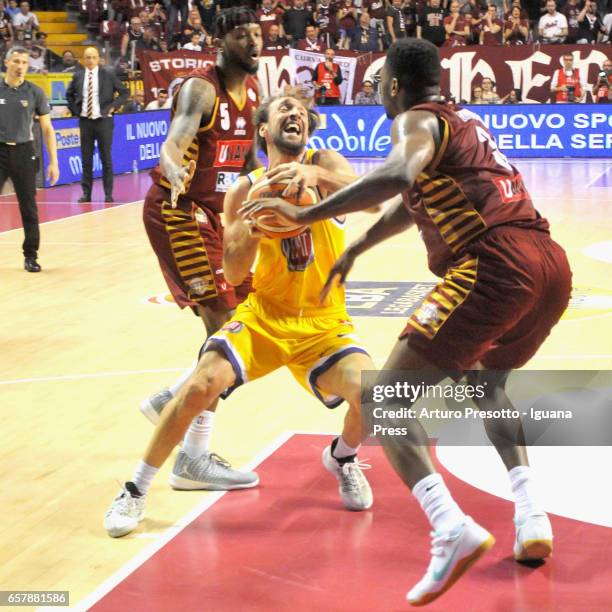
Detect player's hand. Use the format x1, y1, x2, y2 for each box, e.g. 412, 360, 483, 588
169, 160, 196, 208
46, 162, 59, 186
264, 162, 318, 200
240, 197, 306, 225
320, 247, 356, 304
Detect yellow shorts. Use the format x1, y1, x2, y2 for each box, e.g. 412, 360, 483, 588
203, 295, 368, 407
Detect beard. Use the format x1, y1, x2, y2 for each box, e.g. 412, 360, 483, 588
234, 54, 259, 75
272, 132, 304, 156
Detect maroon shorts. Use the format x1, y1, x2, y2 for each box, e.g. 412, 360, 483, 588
401, 226, 572, 372
142, 183, 251, 312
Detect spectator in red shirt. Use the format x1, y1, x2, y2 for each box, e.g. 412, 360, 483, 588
337, 0, 358, 48
480, 4, 503, 44
551, 52, 583, 102
256, 0, 285, 41
444, 0, 470, 46
315, 0, 339, 48
297, 23, 327, 50
313, 47, 343, 104
504, 5, 529, 43
593, 70, 610, 103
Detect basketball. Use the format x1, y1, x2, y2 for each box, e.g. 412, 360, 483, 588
245, 177, 319, 239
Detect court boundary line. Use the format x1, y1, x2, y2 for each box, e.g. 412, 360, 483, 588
0, 368, 187, 386
62, 430, 300, 612
586, 164, 612, 188
0, 199, 143, 236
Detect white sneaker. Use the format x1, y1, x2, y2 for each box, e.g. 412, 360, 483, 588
139, 388, 172, 425
514, 513, 553, 562
104, 482, 146, 538
407, 517, 495, 606
169, 450, 260, 490
322, 445, 373, 511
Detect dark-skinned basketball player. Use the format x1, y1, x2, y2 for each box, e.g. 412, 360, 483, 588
242, 38, 572, 606
136, 8, 264, 492
105, 92, 376, 538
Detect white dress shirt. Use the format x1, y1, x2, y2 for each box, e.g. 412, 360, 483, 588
81, 66, 101, 119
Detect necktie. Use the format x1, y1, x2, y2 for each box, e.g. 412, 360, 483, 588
87, 71, 93, 119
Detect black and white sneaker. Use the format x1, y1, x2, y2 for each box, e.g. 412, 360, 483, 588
104, 482, 146, 538
322, 441, 373, 511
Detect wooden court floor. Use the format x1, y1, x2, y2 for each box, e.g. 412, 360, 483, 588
0, 159, 611, 610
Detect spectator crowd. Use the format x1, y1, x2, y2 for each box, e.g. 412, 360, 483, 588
1, 0, 610, 107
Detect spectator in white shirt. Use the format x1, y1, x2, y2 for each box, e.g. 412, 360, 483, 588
11, 1, 38, 35
182, 31, 202, 51
538, 0, 568, 43
145, 88, 171, 110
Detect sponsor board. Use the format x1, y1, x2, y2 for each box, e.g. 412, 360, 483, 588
42, 110, 170, 187
309, 104, 612, 158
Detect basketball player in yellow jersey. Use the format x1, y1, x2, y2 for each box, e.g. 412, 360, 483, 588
104, 93, 375, 537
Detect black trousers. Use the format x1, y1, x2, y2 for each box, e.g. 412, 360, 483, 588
0, 142, 39, 258
79, 116, 114, 197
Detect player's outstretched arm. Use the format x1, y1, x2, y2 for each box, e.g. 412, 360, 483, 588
319, 196, 414, 303
222, 176, 262, 286
160, 78, 217, 207
242, 110, 438, 225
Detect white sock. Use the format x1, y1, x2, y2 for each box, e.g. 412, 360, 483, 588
182, 410, 215, 458
131, 460, 159, 496
412, 473, 466, 533
332, 436, 360, 459
169, 360, 198, 397
509, 465, 542, 522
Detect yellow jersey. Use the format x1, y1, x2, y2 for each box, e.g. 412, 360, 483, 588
246, 150, 347, 317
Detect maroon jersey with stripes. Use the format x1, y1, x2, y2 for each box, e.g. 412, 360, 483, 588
151, 65, 259, 214
403, 102, 549, 277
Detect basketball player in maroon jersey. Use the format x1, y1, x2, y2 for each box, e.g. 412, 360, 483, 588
243, 38, 571, 605
139, 8, 263, 491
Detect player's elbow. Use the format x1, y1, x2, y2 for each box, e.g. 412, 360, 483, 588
222, 255, 246, 287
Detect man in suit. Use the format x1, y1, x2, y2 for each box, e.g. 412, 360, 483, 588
66, 46, 128, 203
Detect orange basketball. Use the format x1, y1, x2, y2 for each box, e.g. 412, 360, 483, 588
245, 177, 319, 239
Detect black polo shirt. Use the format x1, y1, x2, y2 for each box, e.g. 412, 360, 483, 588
0, 78, 50, 144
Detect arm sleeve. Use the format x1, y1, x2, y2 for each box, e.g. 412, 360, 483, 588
34, 85, 51, 116
334, 65, 343, 85
550, 69, 559, 90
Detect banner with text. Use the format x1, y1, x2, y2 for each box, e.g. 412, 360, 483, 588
140, 45, 610, 105
311, 104, 611, 158
43, 110, 170, 187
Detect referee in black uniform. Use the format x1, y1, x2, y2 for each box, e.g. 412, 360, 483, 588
0, 46, 59, 272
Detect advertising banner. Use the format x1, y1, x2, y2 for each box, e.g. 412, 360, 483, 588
42, 110, 170, 187
310, 104, 611, 158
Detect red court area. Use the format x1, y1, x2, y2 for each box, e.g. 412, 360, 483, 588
92, 435, 612, 612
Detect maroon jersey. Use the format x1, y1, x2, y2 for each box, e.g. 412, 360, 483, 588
316, 0, 339, 34
403, 103, 549, 277
151, 65, 259, 214
256, 7, 284, 39
480, 17, 503, 44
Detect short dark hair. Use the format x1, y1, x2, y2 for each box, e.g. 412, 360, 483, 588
6, 45, 29, 57
386, 38, 440, 93
215, 7, 257, 38
253, 89, 319, 155
158, 88, 168, 95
